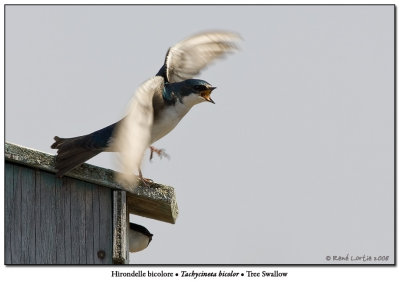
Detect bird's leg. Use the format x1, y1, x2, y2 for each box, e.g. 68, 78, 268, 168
149, 146, 170, 161
138, 168, 154, 188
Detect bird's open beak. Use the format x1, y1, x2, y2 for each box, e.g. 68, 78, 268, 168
201, 87, 217, 104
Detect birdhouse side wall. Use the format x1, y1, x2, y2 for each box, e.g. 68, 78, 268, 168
5, 162, 113, 264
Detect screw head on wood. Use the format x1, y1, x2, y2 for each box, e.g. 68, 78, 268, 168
97, 250, 106, 259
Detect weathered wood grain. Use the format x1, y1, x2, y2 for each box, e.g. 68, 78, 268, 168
112, 191, 128, 264
5, 142, 179, 223
11, 164, 22, 264
126, 184, 179, 224
5, 163, 14, 264
70, 178, 85, 264
63, 177, 72, 264
99, 187, 113, 264
34, 169, 41, 263
92, 183, 101, 264
5, 142, 134, 193
85, 182, 95, 264
5, 142, 179, 264
5, 161, 114, 264
37, 170, 57, 264
55, 177, 66, 264
20, 166, 36, 264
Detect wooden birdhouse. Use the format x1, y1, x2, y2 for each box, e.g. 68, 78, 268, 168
4, 142, 178, 264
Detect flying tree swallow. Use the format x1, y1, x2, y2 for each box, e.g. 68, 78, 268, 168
51, 31, 241, 187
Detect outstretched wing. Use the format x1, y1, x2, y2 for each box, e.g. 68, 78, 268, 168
163, 31, 241, 83
113, 76, 164, 188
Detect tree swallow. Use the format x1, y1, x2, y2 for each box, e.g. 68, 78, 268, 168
128, 223, 153, 253
51, 31, 241, 187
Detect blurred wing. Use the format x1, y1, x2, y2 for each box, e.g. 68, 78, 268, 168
113, 76, 164, 188
165, 31, 241, 83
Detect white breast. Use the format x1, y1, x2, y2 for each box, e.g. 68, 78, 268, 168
151, 94, 204, 143
128, 230, 151, 253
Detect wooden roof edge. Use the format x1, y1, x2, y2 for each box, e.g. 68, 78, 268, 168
5, 142, 179, 224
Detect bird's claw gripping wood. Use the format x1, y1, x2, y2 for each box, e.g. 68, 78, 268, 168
140, 177, 154, 188
149, 146, 170, 161
138, 169, 155, 188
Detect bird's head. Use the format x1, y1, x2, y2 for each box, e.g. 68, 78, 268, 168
128, 222, 153, 253
180, 79, 217, 106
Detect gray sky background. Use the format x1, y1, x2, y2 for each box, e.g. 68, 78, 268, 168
5, 5, 394, 264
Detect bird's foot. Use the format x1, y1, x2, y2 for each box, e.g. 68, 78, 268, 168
139, 177, 154, 188
138, 169, 154, 188
150, 146, 170, 161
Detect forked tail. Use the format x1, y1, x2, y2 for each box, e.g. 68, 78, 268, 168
51, 135, 102, 177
